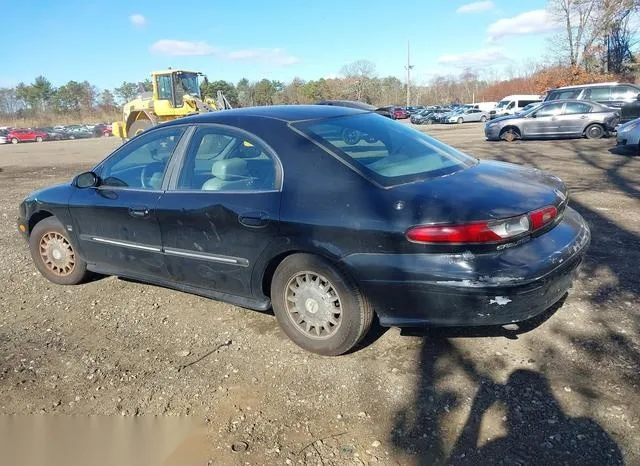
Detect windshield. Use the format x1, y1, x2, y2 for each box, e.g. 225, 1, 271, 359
176, 73, 201, 98
292, 113, 477, 186
496, 100, 511, 109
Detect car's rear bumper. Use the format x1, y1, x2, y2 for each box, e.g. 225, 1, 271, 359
341, 207, 590, 328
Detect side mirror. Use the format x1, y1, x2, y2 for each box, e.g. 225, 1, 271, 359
74, 171, 99, 188
530, 113, 537, 118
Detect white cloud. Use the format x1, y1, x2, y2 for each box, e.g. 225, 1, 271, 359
149, 40, 300, 65
456, 1, 494, 14
437, 47, 510, 67
487, 9, 561, 41
150, 40, 218, 56
129, 14, 146, 27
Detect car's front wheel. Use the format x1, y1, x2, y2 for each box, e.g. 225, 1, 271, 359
29, 217, 91, 285
271, 253, 373, 356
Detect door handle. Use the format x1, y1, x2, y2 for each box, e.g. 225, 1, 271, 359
129, 207, 150, 218
580, 115, 587, 119
239, 212, 269, 228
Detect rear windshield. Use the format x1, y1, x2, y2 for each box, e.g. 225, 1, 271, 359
291, 112, 477, 186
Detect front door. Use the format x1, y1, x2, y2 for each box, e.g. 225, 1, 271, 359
68, 125, 188, 279
156, 125, 282, 298
521, 102, 564, 137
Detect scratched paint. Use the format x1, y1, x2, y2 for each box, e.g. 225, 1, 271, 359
489, 296, 512, 305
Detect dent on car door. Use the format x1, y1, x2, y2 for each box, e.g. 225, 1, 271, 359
68, 125, 188, 279
156, 125, 282, 299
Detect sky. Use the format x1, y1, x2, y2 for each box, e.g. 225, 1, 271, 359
0, 0, 559, 91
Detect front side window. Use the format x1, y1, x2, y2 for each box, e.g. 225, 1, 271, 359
546, 89, 580, 100
564, 102, 592, 114
156, 74, 173, 101
176, 127, 278, 192
98, 126, 185, 190
534, 103, 564, 117
292, 112, 477, 187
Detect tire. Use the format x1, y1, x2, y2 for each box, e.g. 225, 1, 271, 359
480, 115, 487, 123
457, 117, 464, 124
271, 253, 373, 356
29, 217, 90, 286
11, 138, 18, 144
499, 127, 521, 142
128, 119, 153, 138
35, 136, 43, 143
585, 124, 604, 139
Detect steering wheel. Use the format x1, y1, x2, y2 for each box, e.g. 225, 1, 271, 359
140, 162, 165, 189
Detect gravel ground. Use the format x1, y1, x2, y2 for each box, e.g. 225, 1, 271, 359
0, 126, 638, 465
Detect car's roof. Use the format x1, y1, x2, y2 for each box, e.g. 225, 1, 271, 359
163, 105, 368, 126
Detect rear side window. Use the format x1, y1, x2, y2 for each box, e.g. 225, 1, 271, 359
292, 113, 477, 186
535, 103, 564, 117
611, 85, 638, 100
518, 100, 540, 108
585, 87, 611, 101
564, 102, 592, 114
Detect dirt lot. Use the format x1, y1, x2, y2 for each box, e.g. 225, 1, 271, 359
0, 125, 639, 465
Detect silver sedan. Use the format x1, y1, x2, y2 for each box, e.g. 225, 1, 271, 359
485, 99, 620, 141
446, 108, 489, 124
615, 118, 640, 153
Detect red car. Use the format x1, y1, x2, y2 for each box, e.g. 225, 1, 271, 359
6, 128, 47, 144
391, 107, 410, 119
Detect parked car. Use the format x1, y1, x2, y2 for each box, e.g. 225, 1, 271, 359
619, 94, 640, 124
471, 102, 497, 112
615, 117, 640, 153
410, 109, 434, 124
37, 127, 67, 141
516, 102, 543, 114
6, 128, 47, 144
444, 108, 489, 124
0, 130, 7, 144
485, 100, 620, 142
17, 105, 591, 356
489, 95, 543, 119
64, 125, 94, 139
544, 82, 640, 110
380, 106, 410, 119
93, 124, 113, 137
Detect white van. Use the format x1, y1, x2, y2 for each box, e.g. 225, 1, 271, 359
472, 102, 497, 112
489, 95, 542, 119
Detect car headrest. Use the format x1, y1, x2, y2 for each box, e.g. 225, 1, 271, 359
211, 159, 249, 180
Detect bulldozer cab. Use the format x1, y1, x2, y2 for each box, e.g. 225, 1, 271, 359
153, 70, 202, 109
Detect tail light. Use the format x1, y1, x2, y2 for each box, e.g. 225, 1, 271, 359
407, 205, 559, 244
529, 205, 558, 230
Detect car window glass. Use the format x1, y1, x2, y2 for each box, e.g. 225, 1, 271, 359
535, 103, 564, 117
611, 85, 637, 100
547, 89, 580, 100
564, 102, 592, 114
293, 113, 476, 186
156, 74, 173, 101
585, 87, 611, 101
176, 127, 277, 192
99, 126, 185, 190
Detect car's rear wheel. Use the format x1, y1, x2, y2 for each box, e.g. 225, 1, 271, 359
11, 138, 18, 144
499, 127, 521, 142
35, 136, 43, 143
29, 217, 90, 285
585, 124, 604, 139
271, 253, 373, 356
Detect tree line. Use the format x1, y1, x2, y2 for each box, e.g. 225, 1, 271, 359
1, 0, 637, 125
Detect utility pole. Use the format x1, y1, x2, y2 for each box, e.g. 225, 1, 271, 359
405, 41, 413, 107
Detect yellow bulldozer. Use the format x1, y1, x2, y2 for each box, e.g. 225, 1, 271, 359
112, 69, 232, 140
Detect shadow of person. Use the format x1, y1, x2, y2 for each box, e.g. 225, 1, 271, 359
446, 369, 623, 466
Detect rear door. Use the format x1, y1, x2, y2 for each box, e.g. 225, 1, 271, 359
156, 125, 282, 298
584, 86, 612, 106
560, 101, 593, 135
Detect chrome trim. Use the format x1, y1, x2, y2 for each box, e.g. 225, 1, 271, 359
80, 235, 248, 266
85, 236, 161, 252
164, 247, 249, 266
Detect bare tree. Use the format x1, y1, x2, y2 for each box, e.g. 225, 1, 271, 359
340, 60, 377, 102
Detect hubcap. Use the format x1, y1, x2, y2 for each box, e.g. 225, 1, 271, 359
284, 272, 342, 339
39, 232, 75, 276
